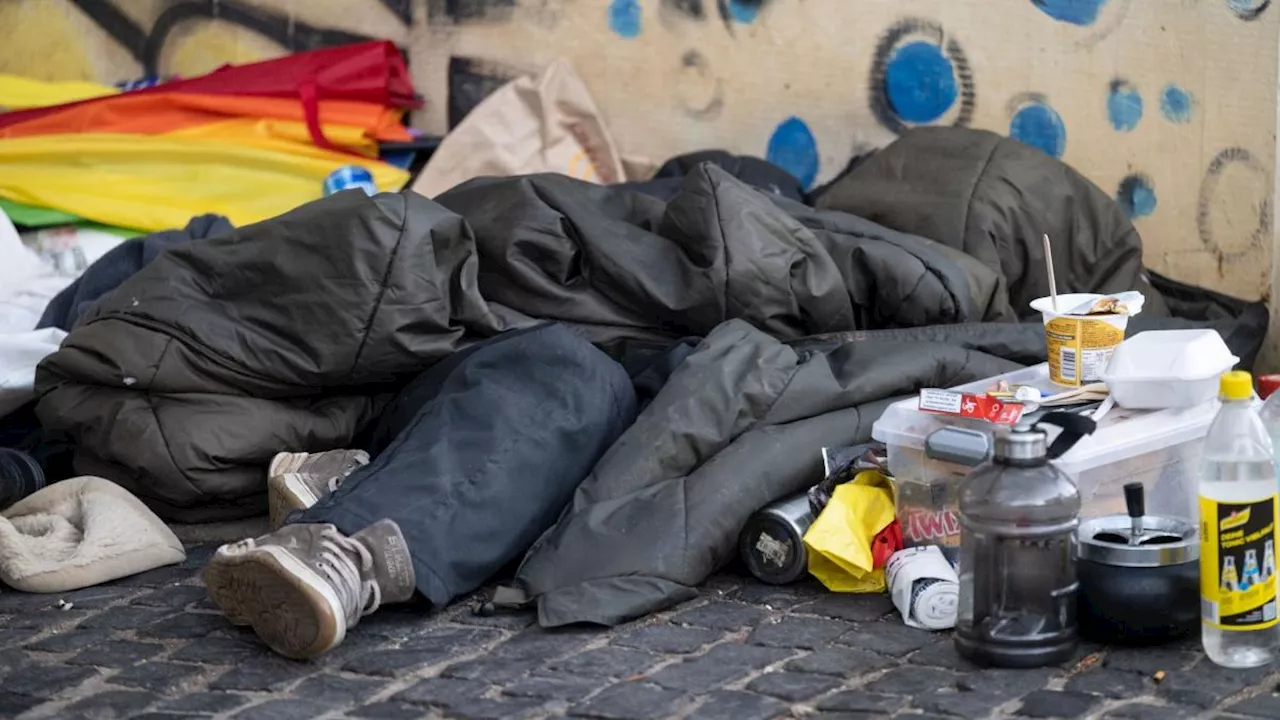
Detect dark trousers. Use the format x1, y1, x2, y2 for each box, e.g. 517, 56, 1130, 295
298, 324, 638, 607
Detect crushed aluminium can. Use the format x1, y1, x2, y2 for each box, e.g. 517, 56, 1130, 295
323, 166, 378, 197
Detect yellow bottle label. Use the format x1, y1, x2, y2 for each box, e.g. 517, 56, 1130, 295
1200, 494, 1280, 631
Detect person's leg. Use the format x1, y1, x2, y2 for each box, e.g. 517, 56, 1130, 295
203, 324, 637, 658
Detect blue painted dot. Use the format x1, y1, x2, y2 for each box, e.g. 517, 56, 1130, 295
1031, 0, 1107, 26
1160, 84, 1194, 124
727, 0, 761, 23
883, 42, 958, 124
1117, 175, 1157, 218
1010, 103, 1067, 158
1107, 80, 1143, 132
766, 116, 819, 190
609, 0, 641, 38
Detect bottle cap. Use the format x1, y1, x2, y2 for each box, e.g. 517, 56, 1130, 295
1220, 370, 1254, 401
1259, 374, 1280, 400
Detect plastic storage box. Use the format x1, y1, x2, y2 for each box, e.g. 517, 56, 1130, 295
871, 363, 1217, 559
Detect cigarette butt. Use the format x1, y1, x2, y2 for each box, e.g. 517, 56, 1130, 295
1153, 670, 1166, 684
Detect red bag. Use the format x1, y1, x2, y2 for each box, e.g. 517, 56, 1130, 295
0, 41, 418, 151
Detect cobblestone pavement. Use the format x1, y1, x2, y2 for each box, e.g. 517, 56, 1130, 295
3, 543, 1279, 720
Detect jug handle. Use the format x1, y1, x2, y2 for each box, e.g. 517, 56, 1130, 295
1035, 411, 1098, 460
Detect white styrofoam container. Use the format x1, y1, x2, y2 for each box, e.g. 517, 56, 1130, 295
871, 363, 1217, 552
1101, 329, 1238, 409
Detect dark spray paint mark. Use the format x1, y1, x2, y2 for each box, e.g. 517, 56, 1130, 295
883, 41, 958, 124
1030, 0, 1108, 26
1009, 100, 1066, 158
429, 0, 515, 22
868, 19, 975, 135
447, 56, 520, 129
1197, 147, 1272, 260
1228, 0, 1271, 20
662, 0, 706, 20
766, 117, 819, 189
678, 49, 725, 120
1107, 79, 1143, 132
610, 0, 643, 37
1160, 84, 1194, 124
1116, 174, 1158, 218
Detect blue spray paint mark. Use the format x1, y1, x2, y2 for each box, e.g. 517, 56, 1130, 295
1160, 84, 1194, 124
1010, 102, 1067, 158
727, 0, 761, 23
766, 116, 819, 190
1107, 80, 1143, 132
1116, 174, 1158, 218
1030, 0, 1107, 25
608, 0, 642, 38
883, 42, 958, 124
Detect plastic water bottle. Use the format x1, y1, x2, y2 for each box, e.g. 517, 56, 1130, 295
1200, 371, 1280, 668
1257, 374, 1280, 471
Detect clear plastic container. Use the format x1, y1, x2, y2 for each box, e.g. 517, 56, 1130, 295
872, 363, 1218, 557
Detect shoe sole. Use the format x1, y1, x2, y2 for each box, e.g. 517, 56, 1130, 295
203, 545, 345, 659
267, 475, 321, 530
268, 451, 310, 480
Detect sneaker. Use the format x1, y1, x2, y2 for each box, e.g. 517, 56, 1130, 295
203, 519, 415, 659
266, 449, 369, 527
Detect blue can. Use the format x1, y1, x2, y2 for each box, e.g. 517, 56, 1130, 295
323, 166, 378, 197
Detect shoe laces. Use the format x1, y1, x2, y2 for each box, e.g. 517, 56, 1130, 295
314, 527, 381, 627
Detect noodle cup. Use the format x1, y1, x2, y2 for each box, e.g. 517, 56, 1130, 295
1031, 293, 1139, 387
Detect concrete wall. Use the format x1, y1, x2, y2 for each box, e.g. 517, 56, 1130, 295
2, 0, 1278, 358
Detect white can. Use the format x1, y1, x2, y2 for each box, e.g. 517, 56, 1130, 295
886, 545, 960, 630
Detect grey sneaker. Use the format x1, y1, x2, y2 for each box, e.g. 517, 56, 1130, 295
267, 449, 370, 527
203, 520, 415, 659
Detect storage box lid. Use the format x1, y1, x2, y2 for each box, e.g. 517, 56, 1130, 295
871, 363, 1217, 474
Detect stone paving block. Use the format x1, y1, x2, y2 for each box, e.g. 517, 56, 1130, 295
343, 647, 457, 678
6, 607, 91, 629
746, 670, 840, 701
1103, 645, 1199, 674
644, 644, 794, 691
168, 636, 266, 664
687, 690, 789, 720
107, 565, 194, 588
109, 661, 204, 694
44, 586, 136, 610
158, 691, 253, 715
232, 699, 333, 720
913, 690, 1013, 720
130, 586, 208, 610
955, 668, 1057, 700
568, 681, 688, 720
1015, 689, 1103, 718
784, 646, 894, 676
442, 656, 542, 683
865, 665, 960, 696
503, 672, 605, 701
60, 690, 161, 718
399, 625, 503, 652
907, 639, 982, 670
837, 620, 938, 656
0, 627, 39, 647
1064, 667, 1153, 698
138, 611, 228, 639
547, 646, 663, 678
1226, 693, 1280, 718
613, 624, 723, 654
5, 663, 98, 698
26, 628, 114, 653
1102, 703, 1195, 720
815, 690, 909, 714
0, 694, 42, 718
492, 626, 596, 660
350, 701, 431, 720
455, 607, 539, 631
448, 696, 548, 720
211, 655, 317, 691
1158, 659, 1275, 708
394, 676, 491, 708
291, 673, 387, 705
733, 581, 826, 609
748, 616, 857, 649
671, 601, 767, 630
794, 593, 896, 622
69, 640, 166, 668
76, 606, 171, 631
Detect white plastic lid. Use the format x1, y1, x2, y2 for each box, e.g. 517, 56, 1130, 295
871, 363, 1218, 474
1102, 329, 1238, 383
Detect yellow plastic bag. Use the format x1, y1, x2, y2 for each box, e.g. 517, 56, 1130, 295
803, 470, 898, 593
0, 133, 408, 232
0, 74, 118, 110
